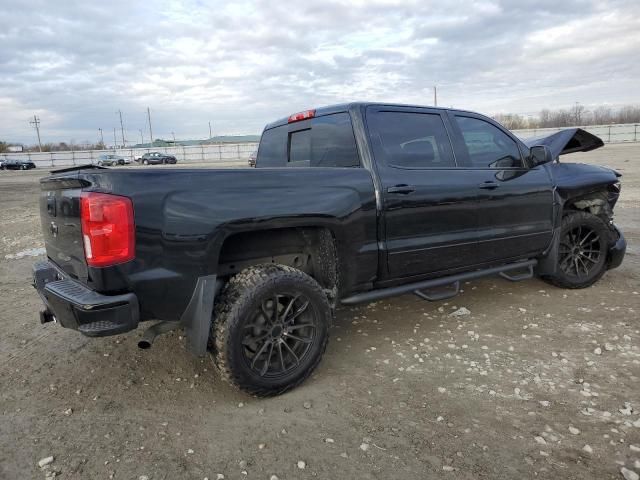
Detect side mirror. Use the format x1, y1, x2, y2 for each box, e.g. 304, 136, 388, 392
529, 145, 553, 167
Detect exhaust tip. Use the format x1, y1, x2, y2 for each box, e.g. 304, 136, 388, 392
138, 321, 180, 350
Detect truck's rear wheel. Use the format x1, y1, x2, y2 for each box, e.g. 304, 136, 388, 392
543, 211, 609, 289
210, 264, 331, 397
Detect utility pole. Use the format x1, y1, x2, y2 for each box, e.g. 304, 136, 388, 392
29, 115, 43, 152
433, 86, 438, 107
117, 110, 126, 147
209, 121, 212, 139
113, 128, 117, 150
139, 129, 144, 145
98, 128, 104, 146
147, 107, 154, 147
171, 131, 176, 144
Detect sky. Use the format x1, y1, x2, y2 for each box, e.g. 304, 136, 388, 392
1, 0, 639, 145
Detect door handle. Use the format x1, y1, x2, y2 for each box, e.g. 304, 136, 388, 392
478, 181, 499, 190
46, 196, 56, 216
387, 184, 416, 194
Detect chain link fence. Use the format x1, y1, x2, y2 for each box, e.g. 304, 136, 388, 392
4, 123, 640, 168
512, 123, 640, 143
1, 142, 259, 168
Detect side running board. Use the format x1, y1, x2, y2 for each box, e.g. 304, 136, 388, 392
340, 259, 538, 306
499, 263, 534, 282
414, 281, 460, 302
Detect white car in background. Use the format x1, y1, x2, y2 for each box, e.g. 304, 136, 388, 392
96, 153, 130, 166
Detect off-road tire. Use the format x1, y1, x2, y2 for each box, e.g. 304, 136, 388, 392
543, 211, 610, 289
210, 264, 331, 397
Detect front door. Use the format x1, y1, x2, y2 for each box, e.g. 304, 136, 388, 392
366, 105, 484, 279
446, 112, 554, 262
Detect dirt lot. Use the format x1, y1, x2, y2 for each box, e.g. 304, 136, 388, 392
1, 145, 639, 480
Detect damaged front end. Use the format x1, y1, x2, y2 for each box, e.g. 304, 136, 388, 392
526, 128, 626, 273
567, 182, 625, 270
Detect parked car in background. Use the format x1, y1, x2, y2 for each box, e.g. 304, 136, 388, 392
136, 152, 177, 165
97, 154, 129, 166
248, 149, 258, 167
1, 158, 36, 170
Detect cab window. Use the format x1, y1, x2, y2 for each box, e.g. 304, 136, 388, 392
257, 112, 359, 168
367, 111, 456, 168
454, 116, 523, 168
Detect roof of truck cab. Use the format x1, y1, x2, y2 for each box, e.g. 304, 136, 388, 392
263, 102, 468, 131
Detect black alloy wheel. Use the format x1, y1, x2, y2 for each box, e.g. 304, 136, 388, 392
211, 264, 331, 396
558, 224, 603, 279
241, 293, 317, 378
543, 211, 609, 289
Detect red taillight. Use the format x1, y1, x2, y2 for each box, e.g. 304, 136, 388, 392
288, 109, 316, 123
80, 192, 135, 267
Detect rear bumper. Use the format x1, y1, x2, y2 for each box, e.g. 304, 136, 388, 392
32, 261, 139, 336
607, 226, 626, 270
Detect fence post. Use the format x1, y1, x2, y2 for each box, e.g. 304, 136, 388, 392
236, 144, 241, 160
608, 125, 611, 143
201, 144, 205, 162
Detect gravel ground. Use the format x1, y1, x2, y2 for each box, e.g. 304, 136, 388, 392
1, 144, 639, 480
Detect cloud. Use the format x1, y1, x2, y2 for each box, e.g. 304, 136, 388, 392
0, 0, 638, 144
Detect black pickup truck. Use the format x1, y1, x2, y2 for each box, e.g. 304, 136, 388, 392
33, 102, 626, 396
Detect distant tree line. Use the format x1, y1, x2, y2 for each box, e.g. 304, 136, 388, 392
28, 141, 107, 152
493, 104, 640, 130
0, 141, 107, 153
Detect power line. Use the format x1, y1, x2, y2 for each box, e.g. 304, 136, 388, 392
29, 115, 42, 152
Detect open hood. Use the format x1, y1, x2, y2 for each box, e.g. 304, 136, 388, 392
523, 128, 604, 159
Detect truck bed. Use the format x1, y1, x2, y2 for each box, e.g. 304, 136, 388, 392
40, 167, 378, 323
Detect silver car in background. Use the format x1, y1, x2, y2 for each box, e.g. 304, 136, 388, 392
96, 153, 130, 166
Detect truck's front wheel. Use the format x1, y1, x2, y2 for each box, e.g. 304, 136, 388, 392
210, 264, 331, 397
543, 211, 610, 289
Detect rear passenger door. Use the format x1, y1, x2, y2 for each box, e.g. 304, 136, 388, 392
366, 105, 485, 279
446, 111, 554, 263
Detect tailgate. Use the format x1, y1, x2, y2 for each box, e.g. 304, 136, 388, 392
39, 172, 88, 282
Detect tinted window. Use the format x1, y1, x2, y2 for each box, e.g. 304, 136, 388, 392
454, 116, 522, 168
257, 112, 359, 168
310, 113, 359, 167
367, 111, 455, 168
257, 127, 286, 166
289, 128, 311, 165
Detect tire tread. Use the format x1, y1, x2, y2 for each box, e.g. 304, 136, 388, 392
211, 264, 331, 397
543, 210, 609, 289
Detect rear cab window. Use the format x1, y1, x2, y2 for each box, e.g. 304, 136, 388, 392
257, 112, 360, 168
